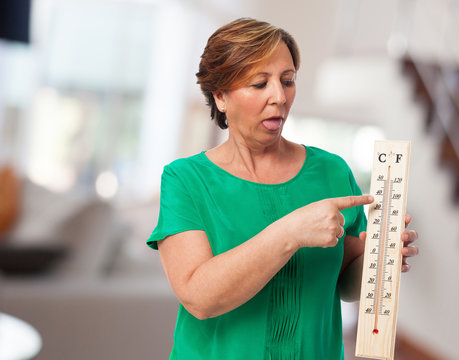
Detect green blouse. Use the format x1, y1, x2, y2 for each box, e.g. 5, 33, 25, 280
147, 146, 367, 360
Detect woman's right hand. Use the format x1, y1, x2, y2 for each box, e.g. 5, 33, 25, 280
282, 195, 374, 249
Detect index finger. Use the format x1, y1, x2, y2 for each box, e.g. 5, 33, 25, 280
330, 195, 374, 210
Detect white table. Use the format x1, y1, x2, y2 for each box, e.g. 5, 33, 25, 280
0, 313, 42, 360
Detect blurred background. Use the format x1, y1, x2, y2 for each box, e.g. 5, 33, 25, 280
0, 0, 458, 359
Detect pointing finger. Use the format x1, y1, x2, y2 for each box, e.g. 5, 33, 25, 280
331, 195, 374, 210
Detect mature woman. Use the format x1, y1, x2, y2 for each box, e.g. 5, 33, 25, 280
147, 18, 418, 359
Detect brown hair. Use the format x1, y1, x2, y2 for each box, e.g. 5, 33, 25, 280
196, 18, 300, 129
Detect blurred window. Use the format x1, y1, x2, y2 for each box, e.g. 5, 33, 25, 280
0, 0, 196, 200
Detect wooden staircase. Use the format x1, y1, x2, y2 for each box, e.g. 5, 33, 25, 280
401, 56, 459, 203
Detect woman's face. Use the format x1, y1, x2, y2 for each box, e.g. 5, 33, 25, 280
214, 41, 296, 148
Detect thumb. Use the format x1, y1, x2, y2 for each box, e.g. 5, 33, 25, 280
330, 195, 374, 210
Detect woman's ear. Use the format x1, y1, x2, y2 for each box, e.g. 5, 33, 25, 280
212, 91, 226, 113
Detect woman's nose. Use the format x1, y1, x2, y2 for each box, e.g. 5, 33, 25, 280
269, 81, 286, 105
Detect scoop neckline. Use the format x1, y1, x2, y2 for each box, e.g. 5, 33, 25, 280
201, 145, 310, 187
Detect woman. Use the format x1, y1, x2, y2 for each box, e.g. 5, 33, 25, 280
147, 18, 418, 359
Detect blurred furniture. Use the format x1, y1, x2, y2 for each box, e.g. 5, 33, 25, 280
0, 165, 20, 238
0, 180, 178, 360
0, 312, 42, 360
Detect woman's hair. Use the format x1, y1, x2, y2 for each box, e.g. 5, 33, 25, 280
196, 18, 300, 129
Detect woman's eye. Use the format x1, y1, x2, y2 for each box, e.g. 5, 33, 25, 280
252, 82, 267, 89
282, 79, 295, 87
251, 78, 295, 89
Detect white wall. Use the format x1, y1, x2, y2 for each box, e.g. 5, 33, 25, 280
313, 54, 459, 360
373, 59, 459, 360
306, 1, 459, 357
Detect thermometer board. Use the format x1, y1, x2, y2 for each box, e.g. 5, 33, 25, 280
356, 140, 411, 360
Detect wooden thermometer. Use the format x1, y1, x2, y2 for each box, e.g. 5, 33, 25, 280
356, 140, 411, 360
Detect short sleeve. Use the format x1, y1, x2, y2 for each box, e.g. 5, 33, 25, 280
345, 167, 367, 237
147, 164, 204, 250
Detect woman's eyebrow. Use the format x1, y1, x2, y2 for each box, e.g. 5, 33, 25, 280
253, 69, 296, 77
282, 69, 296, 75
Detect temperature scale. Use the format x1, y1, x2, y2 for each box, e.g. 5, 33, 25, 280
356, 140, 411, 360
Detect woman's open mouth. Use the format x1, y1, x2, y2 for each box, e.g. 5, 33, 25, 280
261, 117, 283, 131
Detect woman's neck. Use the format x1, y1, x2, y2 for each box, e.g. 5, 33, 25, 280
206, 135, 304, 184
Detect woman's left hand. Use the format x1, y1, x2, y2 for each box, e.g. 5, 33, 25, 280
401, 214, 419, 272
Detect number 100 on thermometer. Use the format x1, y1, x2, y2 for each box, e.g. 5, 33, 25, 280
356, 140, 411, 360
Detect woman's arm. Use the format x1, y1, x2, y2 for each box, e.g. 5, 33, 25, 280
158, 195, 373, 319
338, 234, 365, 302
158, 222, 296, 320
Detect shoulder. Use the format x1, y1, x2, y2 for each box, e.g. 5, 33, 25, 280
163, 152, 209, 176
161, 152, 220, 191
306, 146, 351, 172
